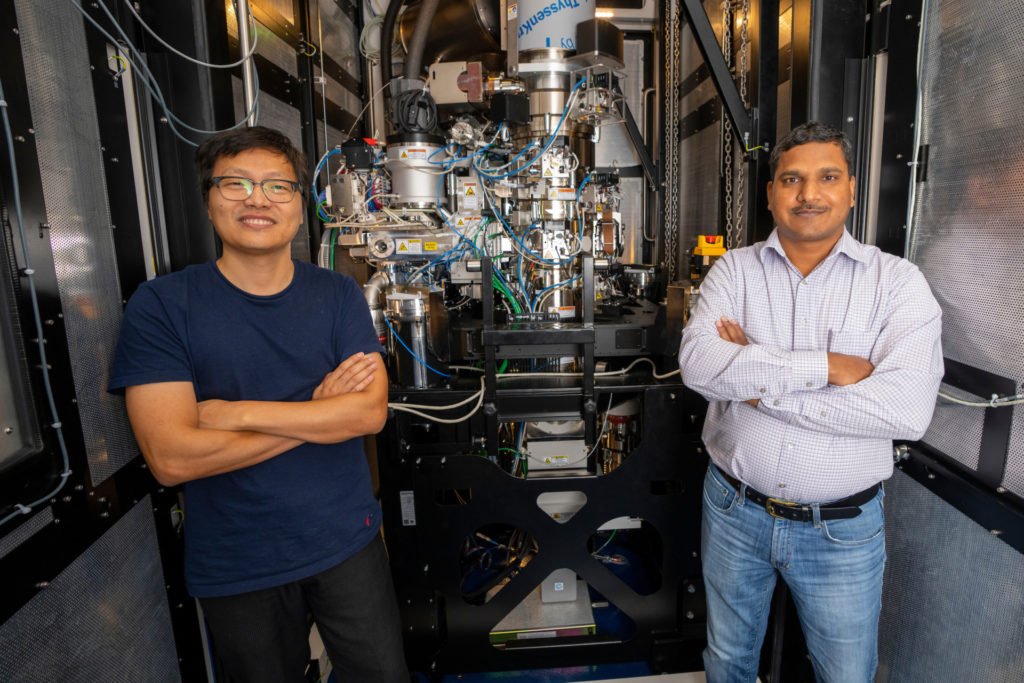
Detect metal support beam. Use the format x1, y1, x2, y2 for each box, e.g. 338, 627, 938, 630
680, 0, 752, 140
235, 0, 258, 126
746, 0, 779, 242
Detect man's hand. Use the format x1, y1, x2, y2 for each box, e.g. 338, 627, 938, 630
827, 352, 875, 386
715, 317, 760, 407
716, 317, 749, 346
313, 352, 379, 400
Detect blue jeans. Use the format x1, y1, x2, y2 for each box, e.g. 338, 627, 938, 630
701, 464, 885, 683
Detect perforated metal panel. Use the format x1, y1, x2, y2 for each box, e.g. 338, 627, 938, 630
314, 65, 362, 122
0, 508, 52, 561
318, 0, 360, 83
878, 470, 1024, 681
922, 384, 985, 472
0, 497, 180, 682
14, 0, 138, 487
907, 0, 1024, 495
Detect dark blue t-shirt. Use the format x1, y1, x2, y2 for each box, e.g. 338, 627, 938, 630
109, 260, 384, 598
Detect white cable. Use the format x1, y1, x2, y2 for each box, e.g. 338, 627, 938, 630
389, 384, 486, 424
495, 357, 680, 381
938, 391, 1024, 408
123, 0, 258, 68
390, 379, 485, 410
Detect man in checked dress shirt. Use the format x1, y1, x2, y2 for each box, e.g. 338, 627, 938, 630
678, 121, 943, 682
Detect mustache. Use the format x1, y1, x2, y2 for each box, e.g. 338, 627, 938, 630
792, 203, 827, 212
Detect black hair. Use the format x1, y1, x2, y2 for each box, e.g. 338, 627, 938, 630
195, 126, 309, 203
770, 121, 854, 178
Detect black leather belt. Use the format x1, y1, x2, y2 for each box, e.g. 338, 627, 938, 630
718, 470, 878, 522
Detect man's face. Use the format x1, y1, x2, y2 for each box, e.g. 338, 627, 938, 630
767, 141, 855, 246
207, 147, 304, 257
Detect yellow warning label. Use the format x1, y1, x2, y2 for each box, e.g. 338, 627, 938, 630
397, 243, 407, 251
544, 168, 552, 176
456, 218, 465, 226
465, 187, 475, 196
400, 151, 408, 159
424, 242, 438, 251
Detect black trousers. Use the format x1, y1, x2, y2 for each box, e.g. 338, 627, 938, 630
199, 534, 408, 683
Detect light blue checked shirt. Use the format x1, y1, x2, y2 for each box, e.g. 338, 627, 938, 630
679, 229, 944, 503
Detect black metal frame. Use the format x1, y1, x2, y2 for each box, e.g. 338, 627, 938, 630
669, 0, 779, 247
379, 380, 709, 675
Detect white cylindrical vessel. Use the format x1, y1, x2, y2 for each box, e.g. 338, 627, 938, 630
517, 0, 595, 52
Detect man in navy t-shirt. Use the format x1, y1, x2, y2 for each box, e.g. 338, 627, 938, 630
109, 126, 408, 682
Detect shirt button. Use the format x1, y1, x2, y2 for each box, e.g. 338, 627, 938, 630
759, 387, 766, 394
778, 483, 786, 489
805, 381, 813, 388
821, 410, 827, 417
773, 400, 781, 407
786, 443, 794, 449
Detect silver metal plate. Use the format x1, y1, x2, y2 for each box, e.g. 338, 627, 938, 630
908, 0, 1024, 495
15, 0, 138, 487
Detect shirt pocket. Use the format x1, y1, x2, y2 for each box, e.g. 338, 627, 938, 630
828, 329, 877, 362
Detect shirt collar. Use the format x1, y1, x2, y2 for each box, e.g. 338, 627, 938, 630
758, 228, 870, 265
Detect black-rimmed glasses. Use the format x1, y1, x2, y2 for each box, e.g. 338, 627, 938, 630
210, 176, 302, 203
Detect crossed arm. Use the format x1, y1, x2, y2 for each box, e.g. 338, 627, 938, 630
679, 256, 943, 440
126, 352, 387, 486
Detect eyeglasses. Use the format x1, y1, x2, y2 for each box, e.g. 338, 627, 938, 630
210, 176, 302, 203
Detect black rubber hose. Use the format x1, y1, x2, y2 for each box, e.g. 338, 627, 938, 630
380, 0, 405, 95
403, 0, 441, 80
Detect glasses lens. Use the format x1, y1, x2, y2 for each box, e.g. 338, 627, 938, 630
262, 180, 296, 203
218, 178, 253, 200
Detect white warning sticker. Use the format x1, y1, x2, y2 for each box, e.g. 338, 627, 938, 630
547, 187, 577, 201
462, 182, 480, 210
400, 490, 417, 526
396, 238, 423, 254
406, 148, 427, 160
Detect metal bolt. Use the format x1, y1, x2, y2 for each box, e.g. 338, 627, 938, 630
3, 427, 11, 434
687, 584, 696, 594
423, 564, 430, 573
100, 511, 109, 518
670, 393, 677, 400
996, 486, 1006, 494
13, 28, 19, 35
905, 14, 913, 19
927, 473, 936, 480
686, 611, 695, 620
27, 128, 34, 134
991, 529, 1003, 536
846, 116, 855, 123
35, 581, 49, 589
14, 135, 24, 142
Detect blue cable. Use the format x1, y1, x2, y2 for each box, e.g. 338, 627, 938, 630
74, 0, 260, 146
474, 77, 587, 180
532, 274, 581, 312
311, 148, 342, 203
383, 316, 450, 378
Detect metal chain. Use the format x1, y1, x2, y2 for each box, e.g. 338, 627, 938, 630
721, 1, 734, 249
733, 0, 750, 248
663, 0, 681, 280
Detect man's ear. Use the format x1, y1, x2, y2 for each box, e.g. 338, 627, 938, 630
766, 180, 774, 211
848, 175, 856, 207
